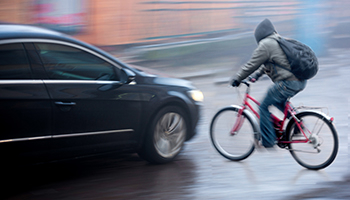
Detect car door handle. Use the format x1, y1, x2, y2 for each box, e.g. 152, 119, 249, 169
55, 102, 76, 106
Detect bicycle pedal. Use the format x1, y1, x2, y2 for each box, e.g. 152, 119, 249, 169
277, 142, 288, 149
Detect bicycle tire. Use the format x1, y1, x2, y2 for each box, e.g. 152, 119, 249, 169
286, 111, 339, 170
210, 106, 257, 161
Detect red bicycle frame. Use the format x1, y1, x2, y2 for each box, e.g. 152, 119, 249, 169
230, 82, 310, 144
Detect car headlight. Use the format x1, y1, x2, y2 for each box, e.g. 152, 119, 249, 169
188, 90, 204, 102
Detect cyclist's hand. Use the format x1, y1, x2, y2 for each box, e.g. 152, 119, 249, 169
230, 79, 240, 87
248, 76, 256, 83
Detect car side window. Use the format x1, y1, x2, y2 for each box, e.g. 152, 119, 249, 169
35, 43, 118, 81
0, 43, 32, 79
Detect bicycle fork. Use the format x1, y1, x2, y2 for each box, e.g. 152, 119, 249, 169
230, 108, 245, 135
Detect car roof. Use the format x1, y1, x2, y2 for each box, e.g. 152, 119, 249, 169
0, 24, 138, 73
0, 24, 85, 45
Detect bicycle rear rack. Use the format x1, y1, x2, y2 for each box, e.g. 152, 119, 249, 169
295, 105, 329, 115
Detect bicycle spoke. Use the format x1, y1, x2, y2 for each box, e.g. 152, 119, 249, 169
210, 107, 256, 161
287, 112, 338, 170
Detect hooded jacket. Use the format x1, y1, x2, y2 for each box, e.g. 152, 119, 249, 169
234, 19, 298, 82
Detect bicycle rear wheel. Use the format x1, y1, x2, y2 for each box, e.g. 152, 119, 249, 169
210, 106, 257, 161
286, 111, 338, 170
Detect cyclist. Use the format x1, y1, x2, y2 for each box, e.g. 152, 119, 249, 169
230, 19, 307, 148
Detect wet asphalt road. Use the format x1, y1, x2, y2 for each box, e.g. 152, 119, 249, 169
3, 49, 350, 200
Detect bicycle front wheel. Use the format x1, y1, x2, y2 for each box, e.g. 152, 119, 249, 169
210, 106, 257, 161
286, 111, 339, 170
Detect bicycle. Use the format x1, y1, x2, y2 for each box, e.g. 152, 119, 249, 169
210, 80, 339, 170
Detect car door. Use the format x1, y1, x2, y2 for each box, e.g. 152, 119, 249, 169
0, 42, 52, 160
34, 42, 142, 157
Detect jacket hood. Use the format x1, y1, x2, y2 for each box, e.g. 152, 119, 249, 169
254, 19, 276, 43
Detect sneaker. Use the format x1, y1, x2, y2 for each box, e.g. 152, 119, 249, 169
277, 138, 288, 148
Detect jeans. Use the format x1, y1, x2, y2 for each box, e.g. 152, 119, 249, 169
259, 80, 307, 147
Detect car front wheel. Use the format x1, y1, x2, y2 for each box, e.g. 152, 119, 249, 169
138, 106, 188, 164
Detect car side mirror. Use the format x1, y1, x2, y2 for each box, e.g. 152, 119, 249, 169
120, 68, 136, 84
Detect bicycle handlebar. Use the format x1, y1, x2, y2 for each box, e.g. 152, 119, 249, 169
241, 80, 250, 87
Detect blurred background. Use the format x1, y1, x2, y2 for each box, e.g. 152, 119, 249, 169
2, 0, 349, 68
2, 1, 350, 199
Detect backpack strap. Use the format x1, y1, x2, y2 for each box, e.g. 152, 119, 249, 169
271, 37, 293, 73
271, 61, 291, 72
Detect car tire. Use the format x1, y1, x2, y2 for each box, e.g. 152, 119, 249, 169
138, 106, 188, 164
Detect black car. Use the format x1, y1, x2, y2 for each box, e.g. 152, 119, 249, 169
0, 24, 202, 164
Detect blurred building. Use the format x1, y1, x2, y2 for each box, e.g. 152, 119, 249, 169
0, 0, 349, 48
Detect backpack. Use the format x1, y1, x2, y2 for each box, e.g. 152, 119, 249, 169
274, 37, 318, 80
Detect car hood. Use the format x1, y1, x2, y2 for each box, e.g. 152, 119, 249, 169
128, 64, 195, 89
154, 77, 194, 88
137, 75, 194, 89
129, 64, 172, 78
